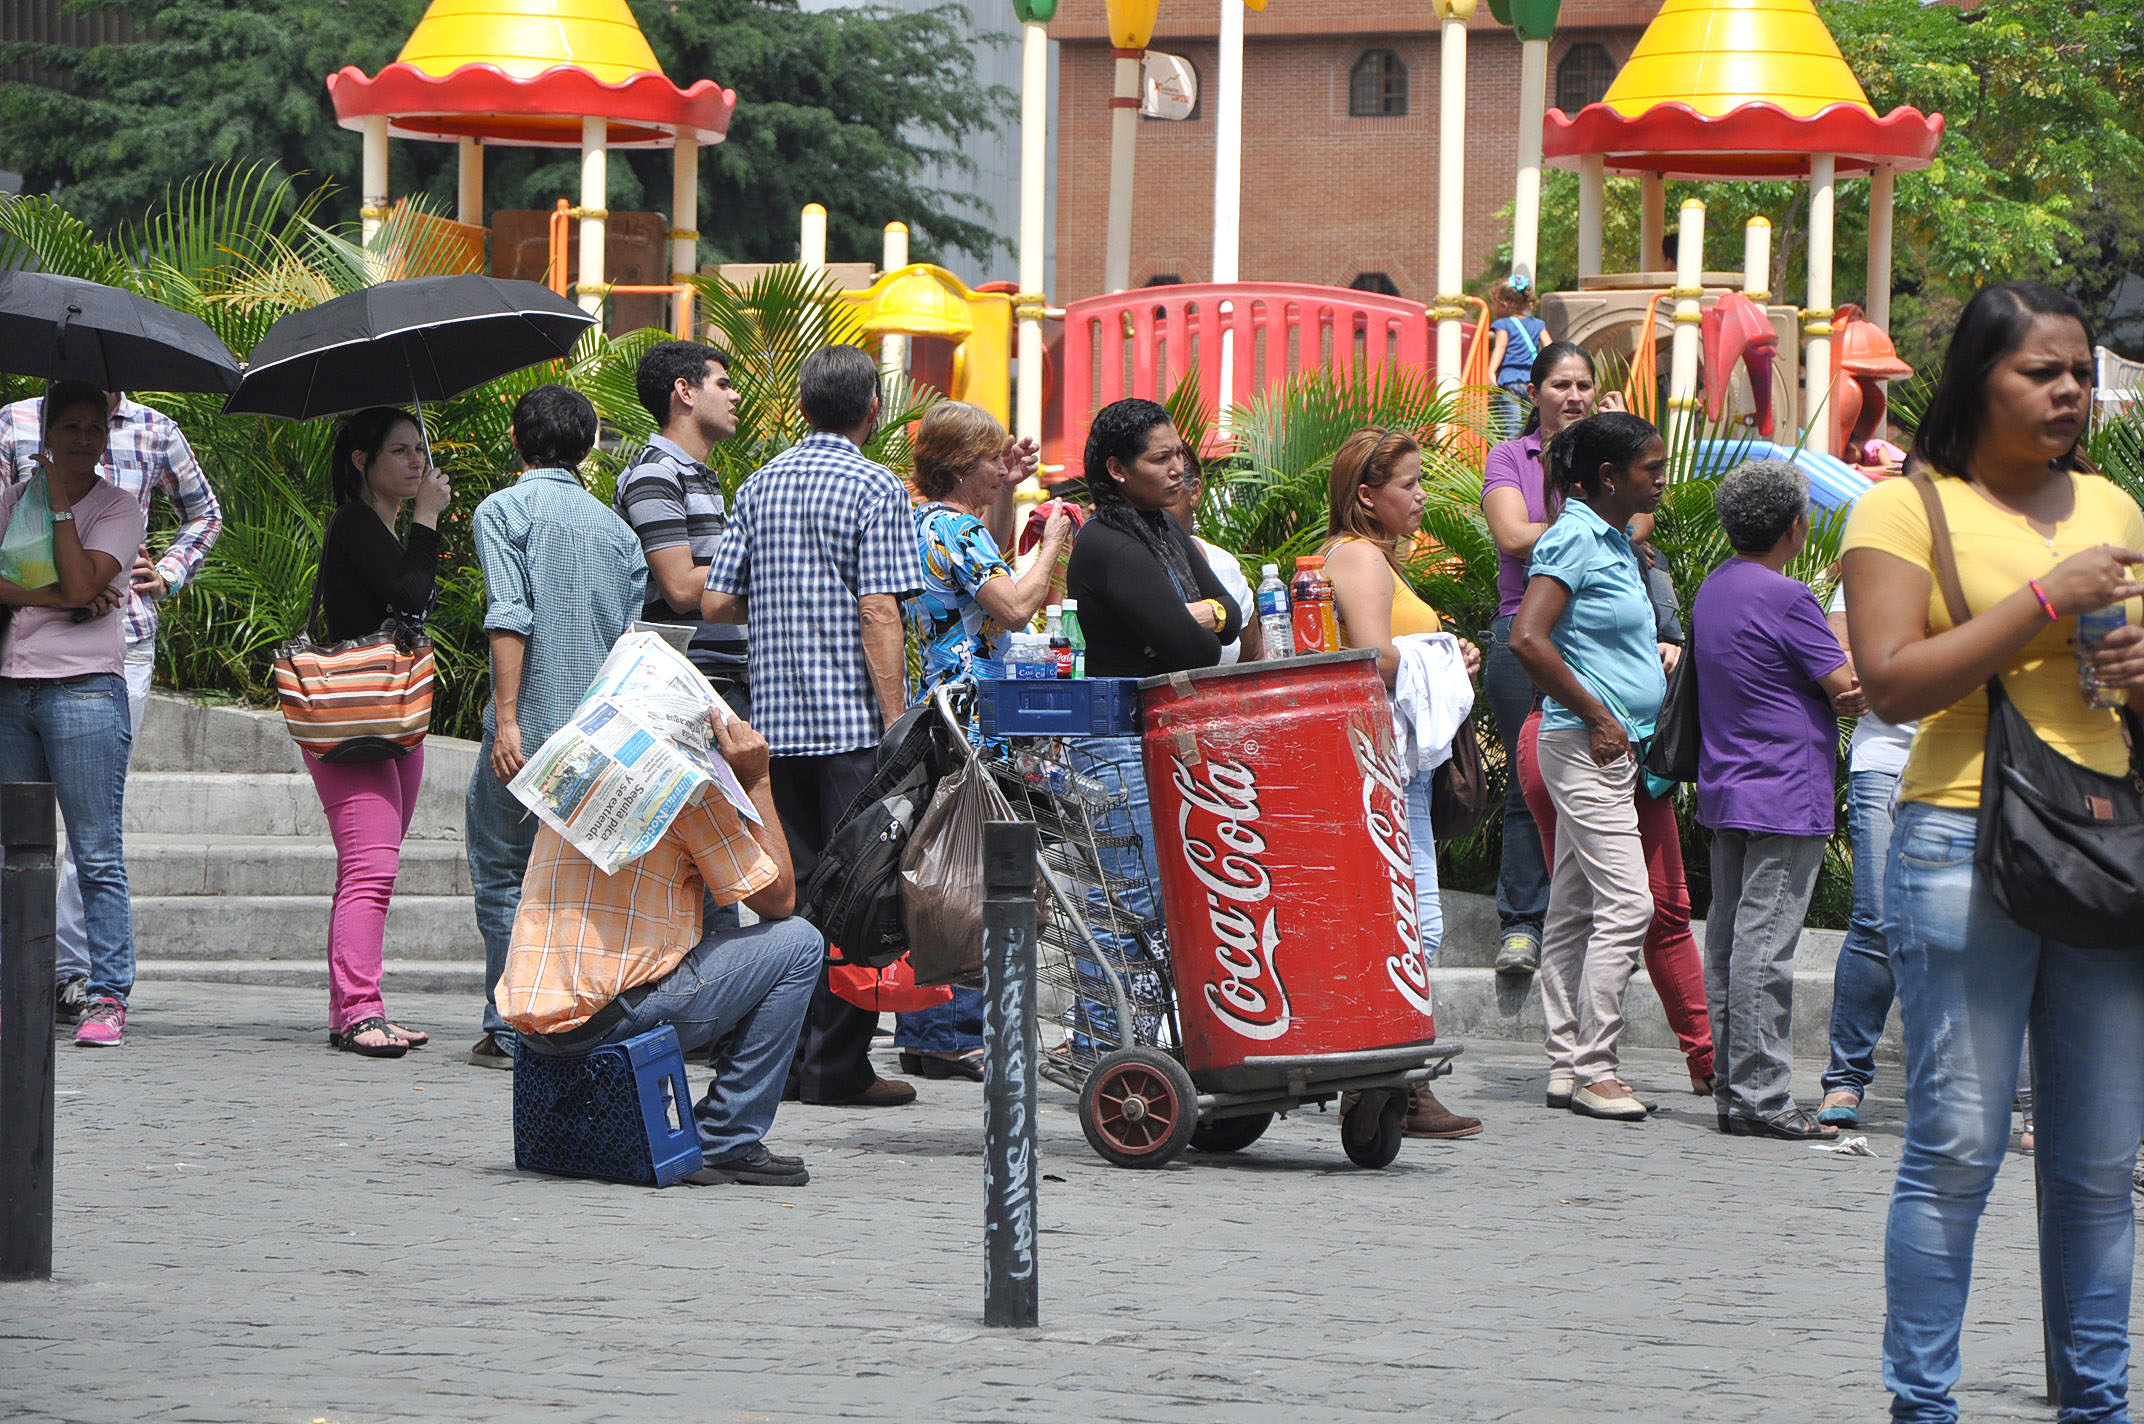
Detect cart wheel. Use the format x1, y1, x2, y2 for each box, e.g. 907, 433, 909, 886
1341, 1089, 1405, 1169
1190, 1112, 1272, 1154
1079, 1048, 1198, 1169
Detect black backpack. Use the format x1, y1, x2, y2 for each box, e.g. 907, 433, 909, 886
798, 702, 953, 968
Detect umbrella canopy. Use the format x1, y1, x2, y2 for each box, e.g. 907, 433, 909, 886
225, 275, 596, 420
0, 271, 242, 394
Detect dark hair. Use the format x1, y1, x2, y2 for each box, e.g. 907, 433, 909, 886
798, 345, 880, 433
1914, 281, 2096, 480
1519, 341, 1597, 435
635, 340, 732, 426
1084, 398, 1199, 591
1545, 410, 1659, 504
41, 379, 107, 429
330, 406, 420, 506
511, 384, 599, 470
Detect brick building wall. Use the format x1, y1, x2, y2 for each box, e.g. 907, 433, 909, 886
1050, 1, 1659, 302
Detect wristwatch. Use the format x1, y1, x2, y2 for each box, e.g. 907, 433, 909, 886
50, 511, 74, 524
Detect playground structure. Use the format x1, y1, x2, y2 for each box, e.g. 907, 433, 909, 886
317, 0, 1947, 486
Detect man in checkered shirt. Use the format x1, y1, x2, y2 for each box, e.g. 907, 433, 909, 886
704, 345, 926, 1108
0, 391, 222, 1019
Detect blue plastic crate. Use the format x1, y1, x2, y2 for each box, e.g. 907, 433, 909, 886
977, 677, 1141, 738
512, 1025, 705, 1187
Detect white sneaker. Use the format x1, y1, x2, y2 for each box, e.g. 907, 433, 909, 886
1570, 1082, 1649, 1120
1545, 1075, 1575, 1109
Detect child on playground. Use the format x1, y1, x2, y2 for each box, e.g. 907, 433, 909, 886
1489, 278, 1553, 434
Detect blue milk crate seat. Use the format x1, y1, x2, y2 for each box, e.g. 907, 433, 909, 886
512, 1025, 706, 1187
977, 677, 1141, 738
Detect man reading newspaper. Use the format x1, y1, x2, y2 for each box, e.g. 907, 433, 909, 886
495, 707, 822, 1187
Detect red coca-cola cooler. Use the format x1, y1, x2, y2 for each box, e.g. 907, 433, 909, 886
1085, 648, 1458, 1169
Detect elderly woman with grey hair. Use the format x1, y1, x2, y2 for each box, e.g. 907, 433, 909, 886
1691, 459, 1865, 1140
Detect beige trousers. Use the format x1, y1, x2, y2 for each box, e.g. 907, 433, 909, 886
1536, 726, 1655, 1086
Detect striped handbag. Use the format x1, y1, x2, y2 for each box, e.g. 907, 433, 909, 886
272, 576, 435, 764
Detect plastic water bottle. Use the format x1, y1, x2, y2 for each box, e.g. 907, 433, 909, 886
1044, 604, 1070, 678
1016, 632, 1055, 680
1059, 598, 1087, 678
2078, 603, 2128, 709
1257, 563, 1296, 659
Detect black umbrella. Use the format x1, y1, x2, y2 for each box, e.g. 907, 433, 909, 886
224, 274, 597, 423
0, 270, 241, 394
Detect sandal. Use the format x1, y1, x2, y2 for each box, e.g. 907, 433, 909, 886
330, 1017, 409, 1058
386, 1023, 428, 1048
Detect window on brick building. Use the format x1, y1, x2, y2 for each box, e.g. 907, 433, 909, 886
1348, 50, 1408, 118
1555, 43, 1617, 114
1349, 272, 1401, 297
1144, 274, 1184, 287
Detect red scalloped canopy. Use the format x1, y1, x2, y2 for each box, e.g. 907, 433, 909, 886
1544, 101, 1943, 180
329, 63, 735, 148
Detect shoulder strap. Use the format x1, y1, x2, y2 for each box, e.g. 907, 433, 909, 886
1908, 469, 1972, 627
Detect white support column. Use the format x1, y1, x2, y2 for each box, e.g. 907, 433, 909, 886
1803, 153, 1838, 457
1104, 47, 1143, 293
360, 114, 390, 247
577, 115, 608, 318
1666, 198, 1706, 468
1015, 21, 1049, 448
1743, 215, 1772, 300
800, 204, 827, 270
1511, 36, 1549, 291
456, 136, 483, 228
1577, 154, 1605, 281
880, 221, 910, 386
1866, 165, 1895, 334
1638, 171, 1666, 271
670, 136, 699, 337
1212, 0, 1246, 427
1433, 7, 1470, 403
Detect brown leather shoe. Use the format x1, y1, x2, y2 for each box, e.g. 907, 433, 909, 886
1403, 1086, 1483, 1139
811, 1077, 917, 1108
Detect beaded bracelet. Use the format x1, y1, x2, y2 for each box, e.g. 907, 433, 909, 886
2028, 579, 2060, 623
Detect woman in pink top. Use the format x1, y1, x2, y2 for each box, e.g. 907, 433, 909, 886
0, 381, 149, 1046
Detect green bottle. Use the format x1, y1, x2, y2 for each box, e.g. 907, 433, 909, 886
1060, 598, 1086, 678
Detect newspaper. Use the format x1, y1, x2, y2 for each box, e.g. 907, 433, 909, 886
509, 631, 759, 875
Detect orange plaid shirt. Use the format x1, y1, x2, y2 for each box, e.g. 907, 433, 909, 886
497, 795, 778, 1034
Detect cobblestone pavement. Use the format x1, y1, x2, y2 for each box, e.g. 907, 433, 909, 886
0, 983, 2084, 1423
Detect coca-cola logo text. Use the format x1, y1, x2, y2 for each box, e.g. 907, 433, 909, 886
1350, 725, 1435, 1019
1170, 754, 1292, 1042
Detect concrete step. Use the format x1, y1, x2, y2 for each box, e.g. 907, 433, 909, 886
124, 772, 465, 842
125, 835, 472, 898
133, 958, 485, 994
1432, 889, 1851, 978
131, 893, 482, 962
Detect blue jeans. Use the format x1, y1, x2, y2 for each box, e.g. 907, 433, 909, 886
1484, 615, 1550, 937
1823, 768, 1899, 1096
0, 675, 134, 1005
1067, 734, 1169, 1047
525, 916, 822, 1162
1404, 769, 1446, 966
467, 736, 538, 1052
1881, 803, 2144, 1423
897, 986, 985, 1053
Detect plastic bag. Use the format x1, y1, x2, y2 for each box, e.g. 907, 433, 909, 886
899, 756, 1017, 986
828, 955, 954, 1015
0, 471, 59, 589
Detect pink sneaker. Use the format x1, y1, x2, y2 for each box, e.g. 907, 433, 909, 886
74, 997, 125, 1047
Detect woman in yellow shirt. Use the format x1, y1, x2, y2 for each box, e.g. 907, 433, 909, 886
1842, 281, 2144, 1422
1322, 425, 1482, 1139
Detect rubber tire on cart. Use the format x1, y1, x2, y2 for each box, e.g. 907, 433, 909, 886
1079, 1047, 1199, 1169
1190, 1112, 1273, 1154
1341, 1089, 1405, 1169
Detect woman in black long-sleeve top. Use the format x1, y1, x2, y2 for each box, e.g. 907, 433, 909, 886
1062, 399, 1238, 1048
308, 406, 451, 1058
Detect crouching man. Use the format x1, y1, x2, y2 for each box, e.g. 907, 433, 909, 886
495, 712, 822, 1186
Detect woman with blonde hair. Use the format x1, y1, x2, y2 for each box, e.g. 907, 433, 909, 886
898, 399, 1065, 1077
1322, 425, 1483, 1138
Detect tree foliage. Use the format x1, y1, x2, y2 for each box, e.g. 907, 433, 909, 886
0, 0, 1010, 267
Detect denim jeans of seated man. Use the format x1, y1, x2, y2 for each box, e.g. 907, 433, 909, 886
1880, 802, 2144, 1424
524, 916, 822, 1162
0, 674, 135, 1005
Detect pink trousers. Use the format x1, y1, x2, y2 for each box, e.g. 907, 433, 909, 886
302, 748, 425, 1033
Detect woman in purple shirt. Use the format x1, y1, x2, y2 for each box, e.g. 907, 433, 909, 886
1691, 459, 1863, 1141
1479, 343, 1638, 978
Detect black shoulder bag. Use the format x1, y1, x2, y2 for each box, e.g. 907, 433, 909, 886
1911, 469, 2144, 948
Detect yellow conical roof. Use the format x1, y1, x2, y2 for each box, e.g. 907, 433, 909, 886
393, 0, 662, 86
1603, 0, 1874, 121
